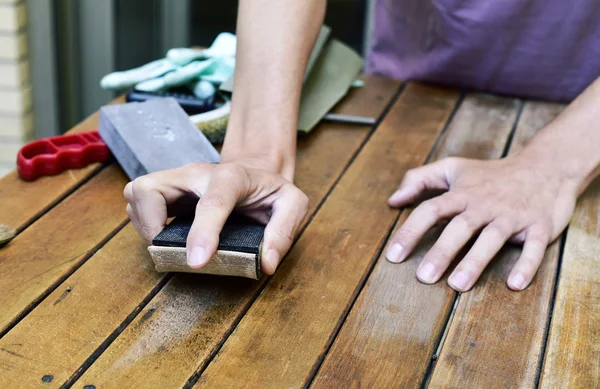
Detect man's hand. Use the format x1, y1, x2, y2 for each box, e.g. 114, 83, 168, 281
385, 155, 579, 292
124, 159, 308, 275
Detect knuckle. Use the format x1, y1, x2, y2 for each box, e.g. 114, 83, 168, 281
200, 194, 227, 209
273, 226, 294, 243
188, 161, 211, 173
403, 169, 417, 181
216, 163, 244, 180
419, 199, 442, 217
487, 220, 513, 238
444, 156, 462, 170
454, 213, 479, 231
132, 176, 155, 194
396, 225, 418, 244
292, 186, 310, 210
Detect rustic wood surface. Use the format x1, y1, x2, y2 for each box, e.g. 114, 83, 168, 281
58, 75, 399, 388
0, 78, 593, 389
427, 101, 565, 389
194, 84, 458, 389
540, 181, 600, 388
312, 93, 521, 389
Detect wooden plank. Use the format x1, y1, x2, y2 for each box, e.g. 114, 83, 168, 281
311, 94, 521, 388
0, 75, 399, 388
72, 76, 400, 389
0, 225, 164, 387
427, 101, 565, 388
0, 164, 129, 334
540, 173, 600, 385
0, 97, 124, 236
183, 83, 459, 389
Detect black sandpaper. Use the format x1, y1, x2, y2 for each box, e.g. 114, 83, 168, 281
153, 214, 264, 253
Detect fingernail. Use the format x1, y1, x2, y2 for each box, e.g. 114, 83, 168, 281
417, 262, 437, 283
449, 271, 470, 291
386, 243, 405, 263
509, 273, 526, 290
188, 246, 209, 268
265, 249, 280, 272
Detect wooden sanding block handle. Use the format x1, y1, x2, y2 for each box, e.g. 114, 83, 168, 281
148, 216, 264, 280
148, 246, 261, 279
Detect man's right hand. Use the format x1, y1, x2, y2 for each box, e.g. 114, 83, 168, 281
124, 160, 309, 275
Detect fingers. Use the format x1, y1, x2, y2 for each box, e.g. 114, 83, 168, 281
388, 158, 459, 207
261, 185, 309, 275
507, 225, 549, 291
187, 165, 246, 269
386, 193, 467, 263
416, 213, 486, 284
126, 204, 142, 234
124, 164, 211, 244
447, 219, 513, 291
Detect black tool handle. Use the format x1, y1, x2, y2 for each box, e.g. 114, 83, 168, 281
126, 89, 215, 115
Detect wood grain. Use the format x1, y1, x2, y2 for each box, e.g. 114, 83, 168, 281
182, 83, 459, 389
0, 165, 129, 333
311, 94, 521, 389
0, 225, 164, 387
0, 97, 124, 236
539, 182, 600, 387
28, 76, 398, 388
428, 101, 565, 389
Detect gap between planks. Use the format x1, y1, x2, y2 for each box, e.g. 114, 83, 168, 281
304, 92, 466, 386
420, 99, 526, 387
70, 82, 407, 389
307, 93, 526, 389
181, 84, 461, 389
534, 228, 567, 388
423, 100, 569, 388
0, 76, 400, 388
179, 82, 408, 388
0, 219, 129, 339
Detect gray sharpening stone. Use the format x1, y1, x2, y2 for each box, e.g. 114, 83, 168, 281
99, 97, 220, 180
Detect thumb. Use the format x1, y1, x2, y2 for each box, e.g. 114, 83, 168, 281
260, 185, 309, 275
388, 158, 457, 207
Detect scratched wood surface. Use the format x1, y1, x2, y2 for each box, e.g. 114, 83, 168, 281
72, 76, 399, 388
0, 80, 596, 389
0, 76, 398, 389
190, 84, 458, 389
0, 97, 124, 236
539, 180, 600, 387
0, 225, 164, 387
311, 93, 521, 388
0, 165, 129, 335
427, 101, 567, 388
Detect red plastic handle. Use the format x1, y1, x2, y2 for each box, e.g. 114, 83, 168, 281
16, 131, 110, 181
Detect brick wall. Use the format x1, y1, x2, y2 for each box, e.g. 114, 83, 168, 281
0, 0, 31, 178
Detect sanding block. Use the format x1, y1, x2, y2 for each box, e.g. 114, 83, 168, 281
98, 98, 264, 279
150, 215, 263, 279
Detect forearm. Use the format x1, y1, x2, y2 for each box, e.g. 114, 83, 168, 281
518, 76, 600, 195
222, 0, 326, 180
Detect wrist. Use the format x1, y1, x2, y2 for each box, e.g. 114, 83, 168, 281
221, 143, 296, 181
515, 143, 584, 195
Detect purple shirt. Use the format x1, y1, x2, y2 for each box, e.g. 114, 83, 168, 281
366, 0, 600, 102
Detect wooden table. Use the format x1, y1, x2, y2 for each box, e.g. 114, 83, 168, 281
0, 76, 598, 389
